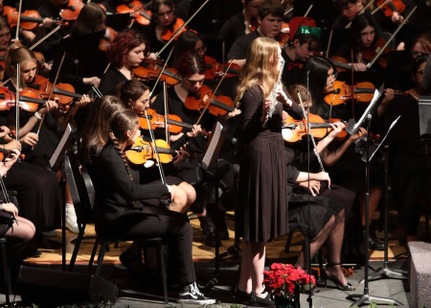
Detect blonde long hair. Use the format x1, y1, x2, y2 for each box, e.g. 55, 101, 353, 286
234, 37, 281, 107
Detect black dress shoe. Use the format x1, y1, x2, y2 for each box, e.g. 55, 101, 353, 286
35, 235, 62, 250
233, 289, 256, 306
368, 236, 385, 250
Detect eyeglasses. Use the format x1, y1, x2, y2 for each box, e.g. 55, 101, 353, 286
327, 72, 337, 79
417, 70, 425, 75
411, 50, 426, 58
157, 10, 174, 17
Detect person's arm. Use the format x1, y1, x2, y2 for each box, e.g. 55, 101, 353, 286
99, 146, 169, 201
321, 127, 367, 167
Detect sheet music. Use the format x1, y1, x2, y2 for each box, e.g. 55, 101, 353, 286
49, 123, 74, 170
202, 121, 224, 170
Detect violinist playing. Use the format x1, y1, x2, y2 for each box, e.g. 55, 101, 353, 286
142, 0, 185, 60
376, 55, 428, 244
118, 79, 197, 214
31, 0, 71, 63
151, 51, 239, 247
284, 84, 356, 292
300, 56, 386, 252
99, 29, 148, 95
0, 40, 65, 246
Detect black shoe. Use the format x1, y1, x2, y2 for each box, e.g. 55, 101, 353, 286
119, 248, 143, 278
178, 282, 216, 304
35, 235, 62, 250
368, 236, 385, 251
233, 289, 256, 306
199, 216, 221, 247
322, 263, 355, 291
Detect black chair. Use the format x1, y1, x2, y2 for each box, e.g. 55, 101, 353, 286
74, 169, 169, 304
63, 153, 95, 272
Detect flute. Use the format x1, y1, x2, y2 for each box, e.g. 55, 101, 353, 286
262, 57, 285, 128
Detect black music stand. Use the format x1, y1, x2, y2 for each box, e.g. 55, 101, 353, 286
49, 120, 77, 270
199, 118, 229, 291
346, 87, 402, 306
359, 116, 407, 283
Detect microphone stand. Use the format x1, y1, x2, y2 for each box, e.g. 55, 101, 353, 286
346, 92, 402, 307
358, 116, 407, 283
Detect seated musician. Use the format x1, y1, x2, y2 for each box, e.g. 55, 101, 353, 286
81, 107, 215, 304
281, 16, 321, 87
118, 79, 197, 214
142, 0, 185, 61
0, 147, 36, 263
99, 29, 148, 95
376, 55, 429, 244
227, 0, 284, 68
299, 56, 386, 253
151, 51, 239, 247
284, 84, 355, 291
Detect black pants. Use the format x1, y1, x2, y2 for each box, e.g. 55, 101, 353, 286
107, 207, 196, 285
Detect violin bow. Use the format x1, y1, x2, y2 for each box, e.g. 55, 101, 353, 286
154, 0, 210, 58
149, 45, 175, 97
35, 51, 66, 136
366, 5, 417, 69
143, 108, 167, 185
15, 64, 21, 142
297, 90, 330, 189
325, 26, 334, 58
345, 0, 376, 28
303, 2, 314, 17
14, 0, 24, 41
195, 61, 233, 126
162, 81, 170, 144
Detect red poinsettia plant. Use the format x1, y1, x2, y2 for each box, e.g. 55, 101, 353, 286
263, 263, 316, 299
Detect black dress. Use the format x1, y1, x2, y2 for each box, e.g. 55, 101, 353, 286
237, 86, 303, 242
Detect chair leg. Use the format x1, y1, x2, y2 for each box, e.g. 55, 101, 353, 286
69, 224, 86, 272
95, 241, 106, 277
158, 243, 168, 304
0, 238, 10, 304
88, 239, 99, 274
285, 231, 294, 253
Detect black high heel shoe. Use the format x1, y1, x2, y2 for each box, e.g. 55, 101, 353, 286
322, 263, 355, 291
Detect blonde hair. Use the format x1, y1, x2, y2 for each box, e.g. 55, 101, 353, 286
5, 41, 37, 86
234, 37, 280, 107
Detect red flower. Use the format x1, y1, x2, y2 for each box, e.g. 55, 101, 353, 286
263, 263, 316, 299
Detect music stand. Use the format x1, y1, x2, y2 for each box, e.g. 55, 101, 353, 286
49, 119, 77, 270
200, 118, 229, 291
346, 88, 402, 306
359, 116, 407, 283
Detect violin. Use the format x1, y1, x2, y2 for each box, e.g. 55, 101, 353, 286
184, 84, 234, 117
133, 59, 180, 86
139, 108, 193, 134
59, 0, 85, 21
282, 113, 347, 143
28, 75, 78, 106
324, 80, 375, 106
125, 136, 175, 165
99, 27, 117, 51
204, 55, 240, 80
116, 0, 152, 26
3, 6, 47, 31
0, 87, 44, 112
376, 0, 405, 17
160, 18, 186, 42
362, 37, 389, 68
